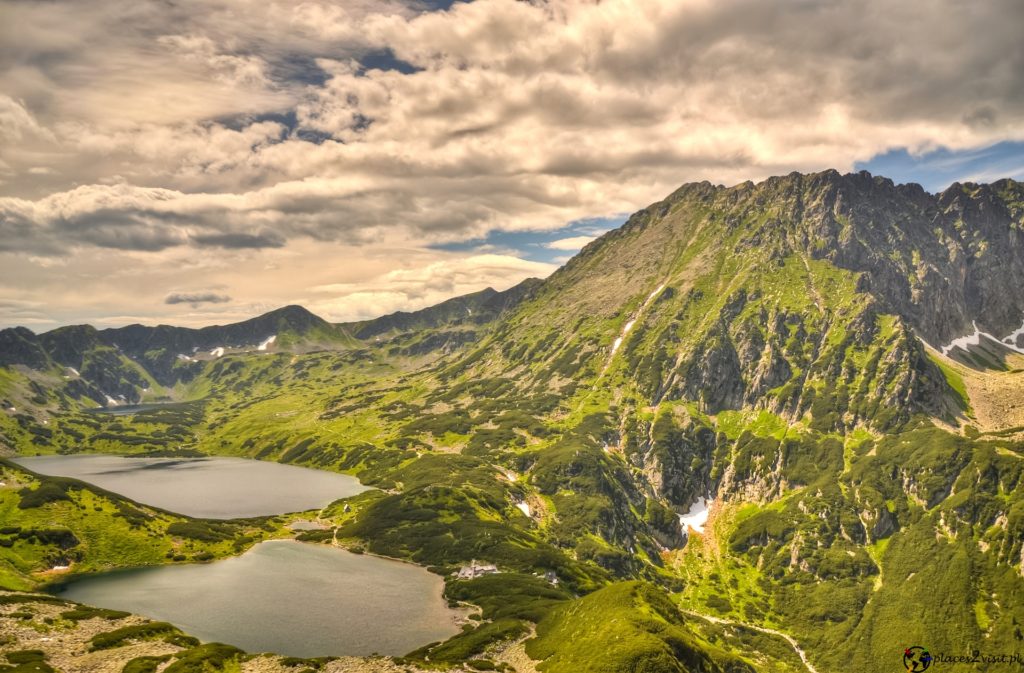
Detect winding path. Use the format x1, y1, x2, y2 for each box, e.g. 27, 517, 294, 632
681, 609, 820, 673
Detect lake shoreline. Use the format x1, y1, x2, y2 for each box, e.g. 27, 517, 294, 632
11, 453, 372, 519
50, 539, 464, 657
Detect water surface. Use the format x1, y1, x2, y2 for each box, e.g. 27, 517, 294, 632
52, 540, 460, 657
12, 455, 369, 519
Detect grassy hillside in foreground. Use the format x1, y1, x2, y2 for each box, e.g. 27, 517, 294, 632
526, 581, 753, 673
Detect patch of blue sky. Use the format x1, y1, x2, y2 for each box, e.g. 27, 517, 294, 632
856, 141, 1024, 193
417, 0, 464, 10
358, 49, 422, 75
431, 215, 627, 264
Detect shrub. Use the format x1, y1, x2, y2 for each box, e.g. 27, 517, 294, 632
703, 594, 733, 614
16, 482, 73, 509
60, 606, 130, 621
2, 649, 55, 673
90, 622, 179, 650
5, 651, 46, 664
165, 521, 235, 542
409, 619, 528, 664
121, 655, 172, 673
164, 643, 245, 673
0, 594, 68, 606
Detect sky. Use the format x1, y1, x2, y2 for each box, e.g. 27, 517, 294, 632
1, 0, 1022, 330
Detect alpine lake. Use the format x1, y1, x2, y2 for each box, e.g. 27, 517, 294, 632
12, 453, 463, 657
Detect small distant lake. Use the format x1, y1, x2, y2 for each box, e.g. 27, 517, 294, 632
50, 540, 461, 657
11, 455, 370, 519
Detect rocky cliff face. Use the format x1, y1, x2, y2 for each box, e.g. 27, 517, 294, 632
479, 172, 1022, 439
419, 171, 1024, 563
767, 172, 1024, 345
519, 171, 1024, 354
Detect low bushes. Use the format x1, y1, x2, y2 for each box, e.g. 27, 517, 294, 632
60, 606, 130, 621
89, 622, 179, 650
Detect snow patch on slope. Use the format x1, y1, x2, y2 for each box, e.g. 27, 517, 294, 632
941, 320, 1024, 356
258, 335, 277, 351
1002, 319, 1024, 350
515, 502, 531, 517
610, 319, 636, 356
679, 497, 710, 535
609, 283, 666, 358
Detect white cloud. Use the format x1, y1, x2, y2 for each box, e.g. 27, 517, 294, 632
1, 0, 1023, 325
0, 243, 556, 328
0, 96, 54, 142
546, 235, 597, 251
308, 253, 555, 321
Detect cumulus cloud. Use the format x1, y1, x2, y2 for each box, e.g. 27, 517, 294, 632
546, 236, 597, 251
309, 253, 555, 321
0, 240, 555, 329
165, 291, 233, 307
1, 0, 1023, 325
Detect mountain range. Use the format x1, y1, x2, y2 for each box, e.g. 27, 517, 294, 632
2, 170, 1024, 673
0, 279, 539, 407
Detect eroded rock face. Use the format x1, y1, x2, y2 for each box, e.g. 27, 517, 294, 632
0, 327, 49, 369
642, 172, 1024, 351
871, 506, 899, 540
782, 172, 1024, 345
635, 411, 715, 508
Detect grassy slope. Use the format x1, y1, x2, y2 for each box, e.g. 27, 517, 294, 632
526, 581, 753, 673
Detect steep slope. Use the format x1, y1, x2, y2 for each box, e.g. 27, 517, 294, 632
390, 171, 997, 565
347, 171, 1024, 672
466, 172, 1024, 417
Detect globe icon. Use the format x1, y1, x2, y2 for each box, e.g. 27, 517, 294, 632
903, 646, 932, 672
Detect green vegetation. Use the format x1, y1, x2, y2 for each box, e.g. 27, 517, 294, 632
526, 582, 752, 673
410, 619, 529, 665
122, 655, 173, 673
164, 643, 245, 673
0, 593, 68, 606
90, 622, 181, 650
446, 573, 571, 622
60, 605, 131, 620
119, 645, 245, 673
2, 173, 1023, 673
927, 353, 972, 412
0, 650, 55, 673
